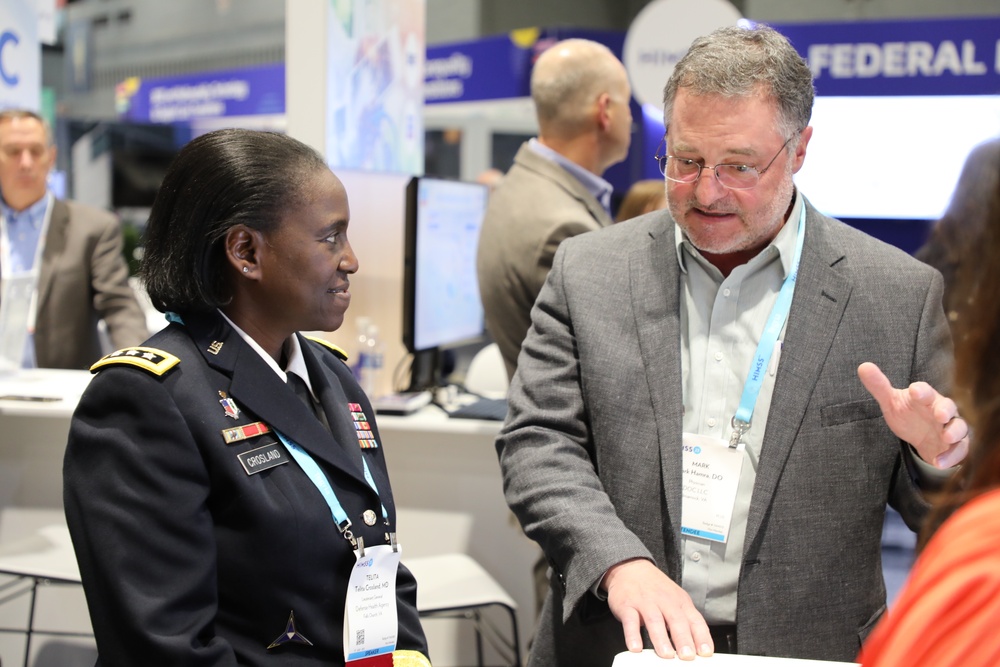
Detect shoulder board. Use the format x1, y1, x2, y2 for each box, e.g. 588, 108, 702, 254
305, 335, 349, 361
90, 347, 181, 376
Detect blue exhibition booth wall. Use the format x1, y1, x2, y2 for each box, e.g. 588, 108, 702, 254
115, 63, 285, 126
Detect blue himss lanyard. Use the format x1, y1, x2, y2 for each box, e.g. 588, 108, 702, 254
729, 204, 807, 449
277, 430, 389, 551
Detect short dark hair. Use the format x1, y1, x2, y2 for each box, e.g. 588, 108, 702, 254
140, 129, 327, 314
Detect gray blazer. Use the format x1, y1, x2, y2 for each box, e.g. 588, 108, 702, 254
33, 199, 148, 369
496, 199, 951, 664
477, 143, 613, 379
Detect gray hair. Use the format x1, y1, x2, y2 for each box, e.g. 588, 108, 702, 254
531, 39, 625, 138
663, 24, 814, 142
0, 108, 54, 145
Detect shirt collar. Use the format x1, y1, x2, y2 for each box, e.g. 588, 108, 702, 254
218, 310, 315, 397
528, 138, 613, 212
1, 192, 51, 228
674, 188, 803, 279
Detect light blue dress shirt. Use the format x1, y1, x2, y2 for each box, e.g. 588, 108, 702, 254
528, 138, 614, 216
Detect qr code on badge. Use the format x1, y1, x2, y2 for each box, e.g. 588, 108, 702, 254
356, 628, 365, 645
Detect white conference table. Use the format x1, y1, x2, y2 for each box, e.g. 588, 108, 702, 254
0, 369, 95, 667
613, 651, 859, 666
0, 369, 92, 544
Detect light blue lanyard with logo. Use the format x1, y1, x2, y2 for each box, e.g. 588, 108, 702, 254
729, 204, 806, 448
276, 430, 389, 550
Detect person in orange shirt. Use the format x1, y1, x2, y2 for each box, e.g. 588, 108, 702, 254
859, 145, 1000, 667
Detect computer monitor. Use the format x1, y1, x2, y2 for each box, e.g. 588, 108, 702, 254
402, 176, 490, 390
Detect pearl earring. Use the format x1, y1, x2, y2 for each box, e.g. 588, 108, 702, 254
243, 266, 249, 273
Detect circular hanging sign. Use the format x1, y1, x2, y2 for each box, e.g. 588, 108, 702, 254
624, 0, 744, 108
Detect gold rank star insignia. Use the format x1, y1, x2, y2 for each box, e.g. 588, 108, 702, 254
267, 610, 313, 649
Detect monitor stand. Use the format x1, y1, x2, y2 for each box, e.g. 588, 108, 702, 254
406, 348, 460, 392
406, 348, 440, 392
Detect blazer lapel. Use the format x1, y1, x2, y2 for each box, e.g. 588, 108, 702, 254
632, 216, 686, 540
744, 204, 852, 552
35, 198, 68, 314
298, 335, 368, 475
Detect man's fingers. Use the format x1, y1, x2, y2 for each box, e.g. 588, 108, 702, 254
663, 613, 698, 660
617, 608, 647, 653
641, 608, 676, 659
942, 416, 968, 444
689, 613, 715, 657
858, 362, 894, 408
936, 438, 969, 469
606, 560, 708, 660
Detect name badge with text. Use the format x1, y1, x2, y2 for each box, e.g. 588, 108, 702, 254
681, 433, 745, 543
344, 543, 401, 664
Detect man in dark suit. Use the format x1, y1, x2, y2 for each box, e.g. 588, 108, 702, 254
496, 25, 969, 666
477, 38, 633, 380
0, 108, 148, 369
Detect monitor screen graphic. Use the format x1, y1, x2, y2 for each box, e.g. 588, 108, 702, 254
403, 177, 489, 356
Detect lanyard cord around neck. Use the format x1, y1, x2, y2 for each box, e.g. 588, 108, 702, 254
729, 203, 807, 448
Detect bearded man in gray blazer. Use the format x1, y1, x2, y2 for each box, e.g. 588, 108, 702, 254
496, 25, 969, 666
477, 38, 632, 381
0, 109, 148, 369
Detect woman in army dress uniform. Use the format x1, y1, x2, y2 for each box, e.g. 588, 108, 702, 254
63, 129, 430, 667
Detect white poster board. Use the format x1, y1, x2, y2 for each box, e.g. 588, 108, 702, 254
325, 0, 425, 174
0, 0, 40, 111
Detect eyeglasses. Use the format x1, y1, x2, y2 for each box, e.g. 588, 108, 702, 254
654, 135, 795, 190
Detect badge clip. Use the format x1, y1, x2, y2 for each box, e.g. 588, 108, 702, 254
729, 417, 750, 449
339, 518, 357, 550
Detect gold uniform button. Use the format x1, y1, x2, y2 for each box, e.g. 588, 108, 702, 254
362, 509, 378, 526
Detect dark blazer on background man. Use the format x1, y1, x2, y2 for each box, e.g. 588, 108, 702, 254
497, 199, 951, 665
32, 198, 148, 369
477, 143, 614, 379
64, 310, 427, 666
